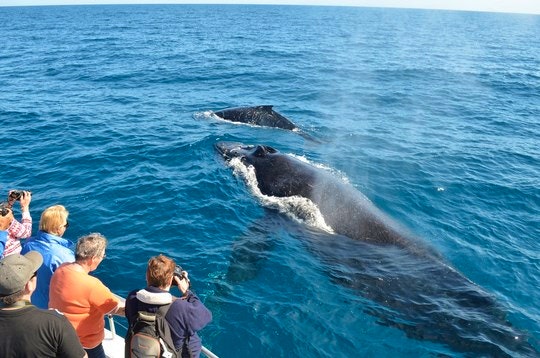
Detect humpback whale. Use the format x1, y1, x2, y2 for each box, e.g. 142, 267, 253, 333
213, 105, 297, 130
215, 141, 538, 357
216, 142, 433, 255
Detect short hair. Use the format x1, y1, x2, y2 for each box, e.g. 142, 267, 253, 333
146, 254, 176, 288
39, 205, 68, 233
0, 290, 25, 306
76, 233, 107, 261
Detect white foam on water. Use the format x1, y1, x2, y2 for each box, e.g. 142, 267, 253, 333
193, 110, 235, 124
192, 110, 215, 120
227, 157, 334, 233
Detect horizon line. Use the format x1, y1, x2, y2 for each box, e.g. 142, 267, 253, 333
1, 1, 539, 16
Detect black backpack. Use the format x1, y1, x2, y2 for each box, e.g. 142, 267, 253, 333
126, 303, 179, 358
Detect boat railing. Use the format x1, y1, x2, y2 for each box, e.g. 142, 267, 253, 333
106, 293, 219, 358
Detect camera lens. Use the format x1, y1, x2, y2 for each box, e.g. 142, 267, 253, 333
9, 191, 22, 200
172, 265, 184, 286
174, 265, 183, 277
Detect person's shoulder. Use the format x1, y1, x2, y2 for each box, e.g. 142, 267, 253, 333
169, 297, 190, 311
54, 261, 69, 270
29, 309, 77, 334
53, 238, 73, 249
53, 244, 75, 259
173, 291, 198, 303
125, 288, 142, 305
22, 233, 45, 247
21, 240, 39, 254
87, 275, 114, 298
21, 237, 35, 248
32, 307, 70, 322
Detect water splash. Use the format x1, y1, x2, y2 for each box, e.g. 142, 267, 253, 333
227, 157, 334, 233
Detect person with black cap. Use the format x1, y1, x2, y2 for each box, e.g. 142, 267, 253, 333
0, 251, 87, 357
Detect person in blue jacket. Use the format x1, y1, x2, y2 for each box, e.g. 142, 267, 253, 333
21, 204, 75, 309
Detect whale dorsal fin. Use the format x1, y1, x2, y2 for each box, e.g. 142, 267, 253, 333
256, 105, 274, 113
253, 145, 277, 157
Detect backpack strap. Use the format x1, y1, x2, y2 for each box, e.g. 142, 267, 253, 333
156, 302, 173, 316
158, 300, 193, 358
155, 302, 178, 358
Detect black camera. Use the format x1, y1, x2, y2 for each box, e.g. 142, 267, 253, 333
9, 190, 29, 201
172, 265, 185, 286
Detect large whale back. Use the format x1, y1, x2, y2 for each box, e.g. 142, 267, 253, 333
218, 142, 431, 254
214, 105, 297, 130
216, 141, 539, 356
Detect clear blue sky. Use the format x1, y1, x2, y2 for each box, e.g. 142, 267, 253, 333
1, 0, 540, 15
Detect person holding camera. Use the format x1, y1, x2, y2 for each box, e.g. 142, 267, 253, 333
2, 190, 32, 257
125, 254, 212, 358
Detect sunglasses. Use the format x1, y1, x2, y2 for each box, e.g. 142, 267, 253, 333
64, 221, 69, 228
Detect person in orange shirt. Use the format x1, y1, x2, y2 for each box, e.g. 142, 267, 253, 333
49, 232, 125, 358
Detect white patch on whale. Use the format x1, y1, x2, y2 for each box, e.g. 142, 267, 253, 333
227, 156, 334, 233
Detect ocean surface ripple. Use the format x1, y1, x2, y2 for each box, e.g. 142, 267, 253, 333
1, 4, 539, 357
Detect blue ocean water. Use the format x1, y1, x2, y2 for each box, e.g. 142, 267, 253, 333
1, 4, 539, 357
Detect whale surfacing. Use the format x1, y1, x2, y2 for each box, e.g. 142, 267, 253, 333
215, 141, 538, 357
213, 105, 297, 130
215, 141, 429, 254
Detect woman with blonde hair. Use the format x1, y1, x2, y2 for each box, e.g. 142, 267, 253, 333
21, 204, 75, 309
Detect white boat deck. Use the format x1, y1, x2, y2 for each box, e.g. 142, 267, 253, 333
103, 327, 126, 358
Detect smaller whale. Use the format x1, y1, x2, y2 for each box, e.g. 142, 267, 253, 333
213, 105, 297, 131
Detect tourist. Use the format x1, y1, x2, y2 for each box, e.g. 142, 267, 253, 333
0, 251, 87, 357
21, 204, 75, 308
3, 190, 32, 256
49, 233, 124, 358
125, 254, 212, 357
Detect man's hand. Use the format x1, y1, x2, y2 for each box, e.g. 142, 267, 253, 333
173, 271, 191, 295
